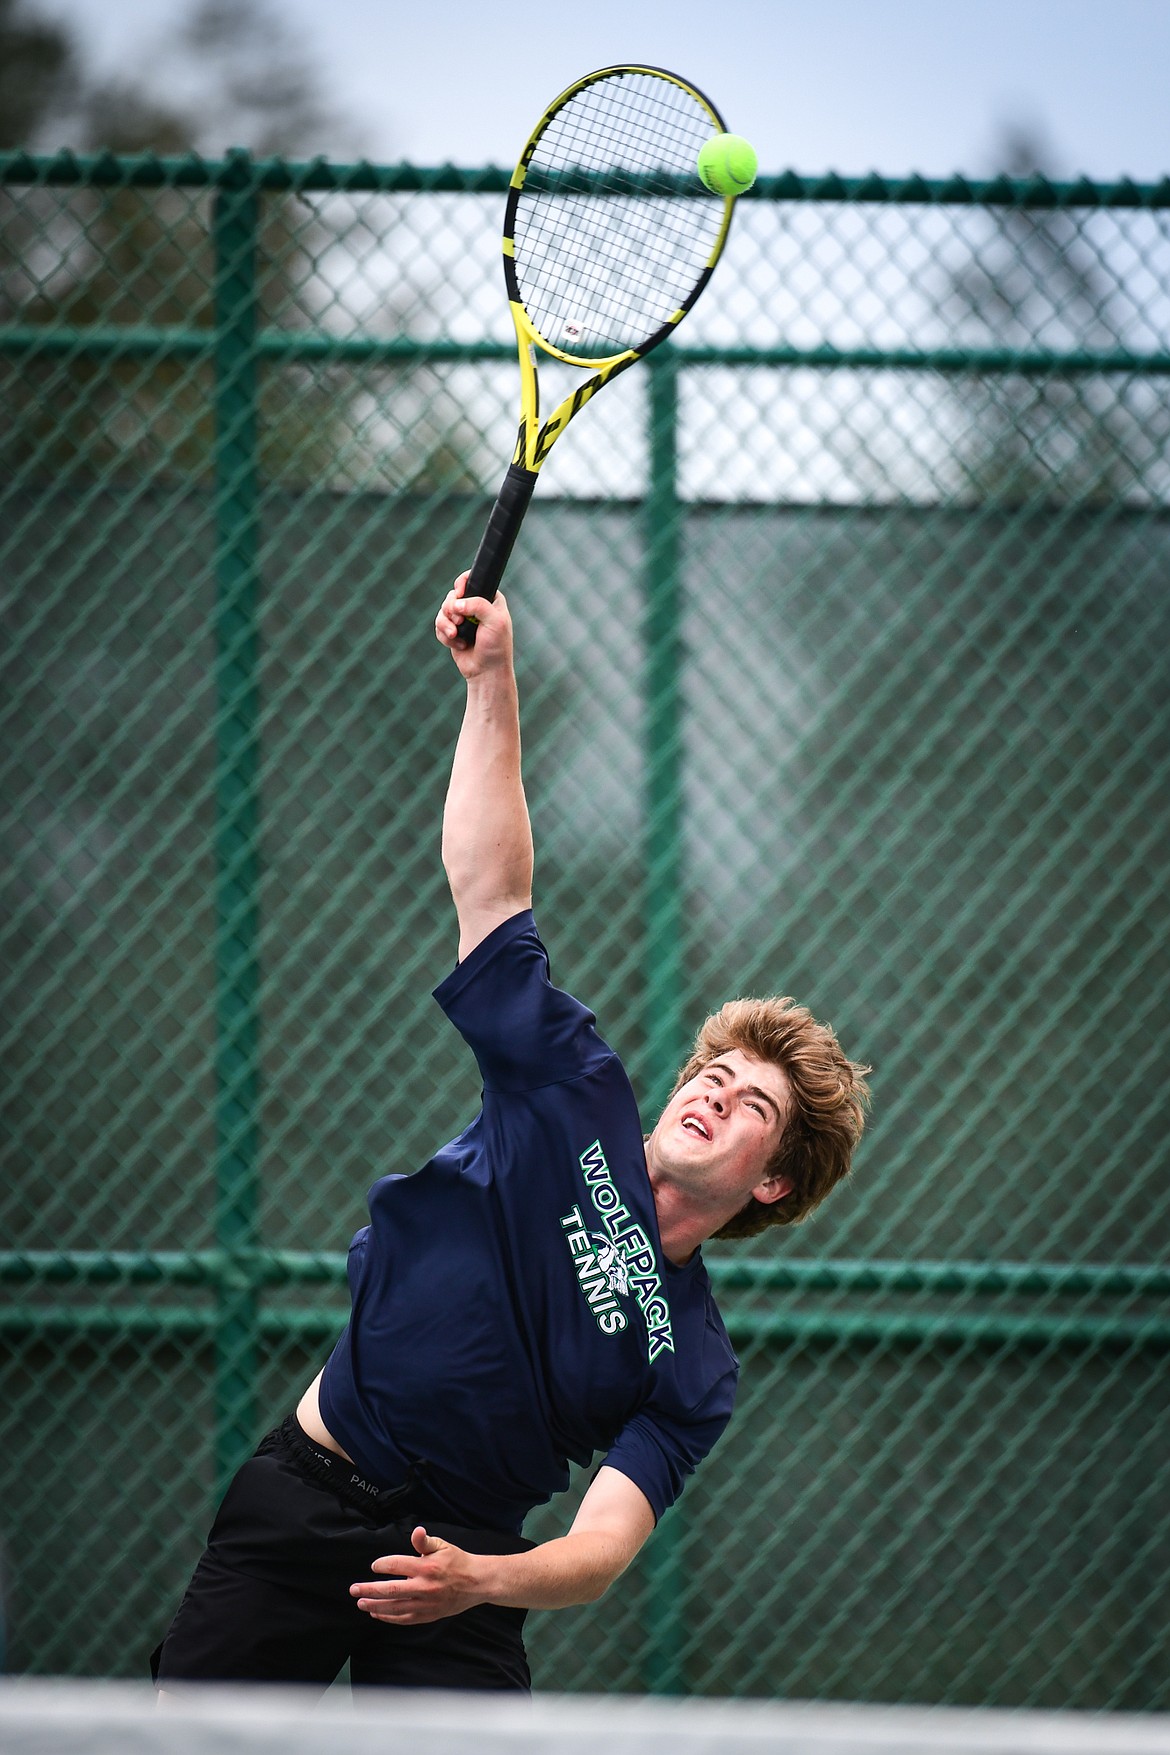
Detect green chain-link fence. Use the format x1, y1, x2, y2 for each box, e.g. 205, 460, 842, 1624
2, 150, 1169, 1707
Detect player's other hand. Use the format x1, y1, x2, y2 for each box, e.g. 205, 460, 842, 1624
435, 573, 514, 677
351, 1526, 484, 1625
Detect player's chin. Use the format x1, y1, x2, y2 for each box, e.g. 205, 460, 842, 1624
676, 1125, 711, 1152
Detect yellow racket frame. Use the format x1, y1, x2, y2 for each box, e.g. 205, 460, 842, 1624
503, 64, 735, 474
461, 65, 738, 622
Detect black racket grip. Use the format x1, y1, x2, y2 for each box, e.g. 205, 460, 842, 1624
459, 462, 538, 645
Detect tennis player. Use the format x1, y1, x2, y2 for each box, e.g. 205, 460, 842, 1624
152, 576, 869, 1695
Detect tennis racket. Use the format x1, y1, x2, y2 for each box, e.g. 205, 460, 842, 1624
460, 64, 736, 640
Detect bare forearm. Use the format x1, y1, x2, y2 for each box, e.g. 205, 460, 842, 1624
352, 1469, 657, 1624
434, 579, 533, 958
471, 1529, 632, 1610
353, 1526, 637, 1625
442, 668, 534, 951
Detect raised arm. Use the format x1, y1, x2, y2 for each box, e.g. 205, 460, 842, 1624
435, 573, 534, 962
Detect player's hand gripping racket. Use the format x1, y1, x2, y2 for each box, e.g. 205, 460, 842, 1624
460, 64, 735, 641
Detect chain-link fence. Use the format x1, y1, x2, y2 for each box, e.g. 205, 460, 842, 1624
2, 150, 1169, 1707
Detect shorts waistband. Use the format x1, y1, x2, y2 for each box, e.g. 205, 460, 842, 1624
261, 1414, 426, 1515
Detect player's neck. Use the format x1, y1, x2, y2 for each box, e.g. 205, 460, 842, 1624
646, 1171, 707, 1266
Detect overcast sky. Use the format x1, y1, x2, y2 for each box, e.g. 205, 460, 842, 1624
43, 0, 1170, 180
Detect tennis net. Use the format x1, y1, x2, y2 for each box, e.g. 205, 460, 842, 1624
2, 1683, 1170, 1755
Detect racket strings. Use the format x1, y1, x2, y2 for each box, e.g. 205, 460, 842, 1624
513, 71, 725, 361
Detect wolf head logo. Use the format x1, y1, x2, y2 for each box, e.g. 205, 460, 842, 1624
591, 1233, 630, 1296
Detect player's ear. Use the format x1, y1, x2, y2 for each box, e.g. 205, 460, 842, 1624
751, 1173, 793, 1207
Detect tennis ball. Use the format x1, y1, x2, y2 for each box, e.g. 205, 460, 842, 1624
697, 133, 758, 197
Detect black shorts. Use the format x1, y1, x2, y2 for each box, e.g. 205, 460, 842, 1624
151, 1416, 535, 1692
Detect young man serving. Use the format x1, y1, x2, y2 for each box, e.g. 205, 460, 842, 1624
152, 577, 869, 1694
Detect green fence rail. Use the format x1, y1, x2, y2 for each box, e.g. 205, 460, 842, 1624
2, 151, 1169, 1708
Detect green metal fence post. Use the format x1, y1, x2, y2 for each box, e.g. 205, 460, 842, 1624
643, 344, 687, 1100
642, 343, 688, 1694
211, 148, 263, 1499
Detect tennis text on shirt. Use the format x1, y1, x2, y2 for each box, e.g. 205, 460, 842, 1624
560, 1137, 675, 1359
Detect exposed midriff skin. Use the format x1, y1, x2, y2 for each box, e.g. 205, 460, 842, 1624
295, 1367, 354, 1461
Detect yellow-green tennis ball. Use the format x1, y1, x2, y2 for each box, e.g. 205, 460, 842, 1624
697, 133, 758, 196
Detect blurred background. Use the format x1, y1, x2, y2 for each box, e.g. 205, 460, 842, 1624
1, 0, 1168, 1713
7, 0, 1170, 178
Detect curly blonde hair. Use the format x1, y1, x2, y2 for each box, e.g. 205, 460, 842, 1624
669, 998, 871, 1239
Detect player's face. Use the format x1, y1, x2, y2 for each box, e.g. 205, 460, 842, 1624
648, 1048, 793, 1214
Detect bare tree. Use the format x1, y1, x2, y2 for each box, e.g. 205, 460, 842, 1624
0, 0, 358, 484
942, 123, 1154, 505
